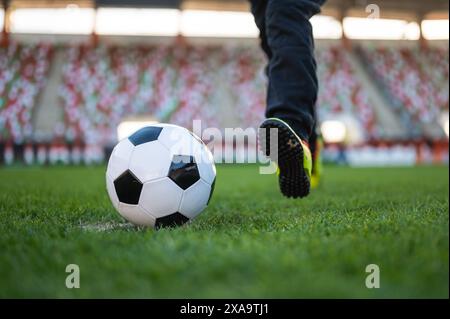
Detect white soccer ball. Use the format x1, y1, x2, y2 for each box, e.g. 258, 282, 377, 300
106, 124, 216, 229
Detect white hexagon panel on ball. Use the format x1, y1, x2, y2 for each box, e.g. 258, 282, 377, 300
179, 179, 213, 219
158, 125, 203, 157
106, 174, 119, 210
106, 138, 134, 180
118, 203, 155, 227
196, 142, 216, 186
139, 177, 184, 219
129, 142, 172, 183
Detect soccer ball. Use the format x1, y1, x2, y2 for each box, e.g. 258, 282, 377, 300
106, 124, 216, 229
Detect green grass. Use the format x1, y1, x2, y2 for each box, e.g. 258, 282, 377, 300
0, 165, 448, 298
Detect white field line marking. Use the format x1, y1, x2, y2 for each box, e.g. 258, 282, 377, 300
80, 222, 137, 232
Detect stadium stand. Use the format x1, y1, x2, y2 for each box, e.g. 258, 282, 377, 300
0, 42, 448, 165
59, 44, 232, 146
224, 46, 267, 130
59, 45, 164, 146
164, 45, 223, 130
58, 44, 383, 145
358, 46, 449, 127
316, 46, 380, 139
0, 42, 52, 144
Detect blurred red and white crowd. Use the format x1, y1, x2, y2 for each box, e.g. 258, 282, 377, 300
360, 46, 448, 126
0, 42, 448, 165
0, 43, 52, 143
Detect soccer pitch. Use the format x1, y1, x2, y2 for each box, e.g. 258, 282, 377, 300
0, 165, 448, 298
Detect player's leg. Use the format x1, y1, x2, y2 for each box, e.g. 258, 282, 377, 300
259, 0, 325, 198
249, 0, 272, 61
265, 0, 323, 141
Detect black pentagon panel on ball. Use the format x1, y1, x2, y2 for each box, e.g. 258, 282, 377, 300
128, 126, 163, 146
114, 170, 143, 205
168, 155, 200, 190
155, 212, 189, 229
207, 178, 216, 205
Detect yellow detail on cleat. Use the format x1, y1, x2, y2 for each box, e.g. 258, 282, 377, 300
299, 139, 312, 180
311, 137, 323, 189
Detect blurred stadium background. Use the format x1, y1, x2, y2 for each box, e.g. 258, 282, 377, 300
0, 0, 448, 167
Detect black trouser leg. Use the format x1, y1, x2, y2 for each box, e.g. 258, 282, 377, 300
249, 0, 271, 61
250, 0, 324, 142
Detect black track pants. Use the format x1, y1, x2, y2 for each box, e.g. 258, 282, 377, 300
249, 0, 325, 142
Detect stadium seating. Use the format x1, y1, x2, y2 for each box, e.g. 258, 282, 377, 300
223, 47, 267, 130
421, 47, 449, 113
1, 42, 447, 156
59, 45, 270, 144
359, 46, 449, 125
58, 44, 388, 144
164, 46, 224, 130
59, 45, 226, 145
316, 46, 379, 139
0, 42, 52, 143
60, 45, 162, 145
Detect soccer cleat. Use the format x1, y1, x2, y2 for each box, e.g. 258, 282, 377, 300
259, 118, 312, 198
